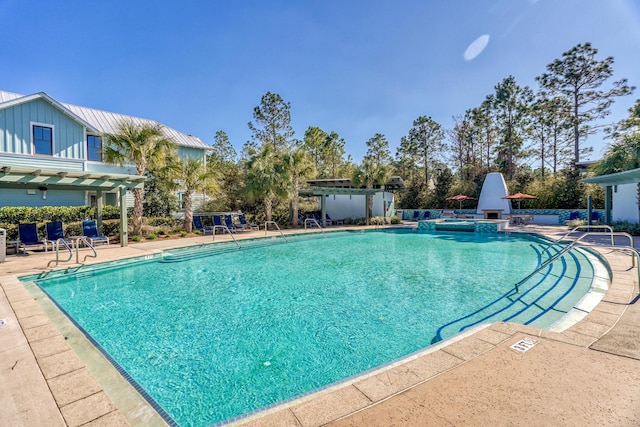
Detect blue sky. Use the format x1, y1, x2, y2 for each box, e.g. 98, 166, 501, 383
2, 0, 639, 163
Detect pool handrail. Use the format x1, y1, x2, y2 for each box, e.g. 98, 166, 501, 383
76, 236, 97, 263
515, 231, 638, 293
47, 238, 74, 267
264, 221, 288, 241
212, 225, 240, 247
555, 225, 615, 246
303, 218, 324, 233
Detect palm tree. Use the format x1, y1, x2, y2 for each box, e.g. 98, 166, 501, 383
244, 144, 288, 222
164, 155, 218, 232
103, 120, 175, 235
283, 147, 313, 226
352, 156, 391, 220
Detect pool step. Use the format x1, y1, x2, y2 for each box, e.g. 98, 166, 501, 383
434, 243, 593, 342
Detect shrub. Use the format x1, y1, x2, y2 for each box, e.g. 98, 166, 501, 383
180, 231, 188, 237
131, 235, 142, 242
147, 233, 158, 240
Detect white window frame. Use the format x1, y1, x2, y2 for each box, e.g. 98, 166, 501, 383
30, 121, 55, 156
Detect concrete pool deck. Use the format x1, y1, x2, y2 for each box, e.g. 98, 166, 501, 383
1, 224, 639, 426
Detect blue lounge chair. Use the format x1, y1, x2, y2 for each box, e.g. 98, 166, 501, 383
46, 221, 74, 250
82, 219, 110, 246
298, 214, 306, 225
591, 211, 601, 223
412, 210, 420, 221
193, 215, 214, 235
18, 223, 48, 253
422, 211, 431, 220
224, 214, 239, 233
238, 214, 259, 230
326, 213, 344, 225
212, 215, 226, 234
568, 211, 580, 221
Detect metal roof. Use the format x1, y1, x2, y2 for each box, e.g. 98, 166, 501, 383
582, 168, 640, 186
0, 90, 210, 150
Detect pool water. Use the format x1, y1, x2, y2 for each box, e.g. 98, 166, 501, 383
34, 230, 594, 426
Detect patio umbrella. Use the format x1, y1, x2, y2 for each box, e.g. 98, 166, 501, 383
446, 194, 477, 211
502, 192, 537, 210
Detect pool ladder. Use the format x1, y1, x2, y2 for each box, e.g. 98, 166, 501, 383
47, 237, 97, 267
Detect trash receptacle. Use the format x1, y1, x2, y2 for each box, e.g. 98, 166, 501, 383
0, 228, 6, 263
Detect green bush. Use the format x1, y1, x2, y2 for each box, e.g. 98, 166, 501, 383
611, 221, 640, 236
147, 233, 158, 240
131, 235, 142, 242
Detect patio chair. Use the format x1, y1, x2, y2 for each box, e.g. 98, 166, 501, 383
238, 214, 259, 230
326, 213, 344, 225
412, 210, 420, 221
82, 219, 110, 246
192, 215, 214, 235
441, 209, 456, 218
591, 211, 602, 224
46, 221, 74, 250
422, 211, 431, 220
568, 211, 580, 221
224, 214, 239, 233
213, 215, 227, 234
18, 223, 49, 253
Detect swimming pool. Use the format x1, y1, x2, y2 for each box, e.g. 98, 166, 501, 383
32, 229, 597, 426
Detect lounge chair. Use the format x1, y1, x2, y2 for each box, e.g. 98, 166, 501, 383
568, 211, 580, 221
298, 214, 306, 225
18, 223, 49, 253
82, 219, 110, 246
193, 215, 214, 235
441, 209, 456, 218
591, 211, 601, 224
412, 210, 420, 221
312, 213, 331, 226
422, 211, 431, 220
46, 221, 74, 249
238, 214, 259, 230
212, 215, 227, 234
326, 213, 344, 225
224, 214, 239, 233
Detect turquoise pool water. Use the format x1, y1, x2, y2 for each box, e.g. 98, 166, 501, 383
33, 229, 594, 426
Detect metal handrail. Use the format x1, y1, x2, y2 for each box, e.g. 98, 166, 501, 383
47, 238, 74, 267
212, 225, 240, 248
589, 245, 640, 288
555, 225, 615, 246
303, 218, 324, 233
264, 221, 288, 241
76, 236, 97, 263
515, 230, 638, 293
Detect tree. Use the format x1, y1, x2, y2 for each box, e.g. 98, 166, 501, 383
323, 131, 347, 178
244, 144, 288, 221
528, 94, 573, 178
536, 42, 635, 163
164, 156, 218, 232
211, 130, 237, 166
490, 76, 533, 180
351, 155, 390, 218
103, 120, 175, 235
365, 133, 392, 167
248, 92, 294, 151
302, 126, 328, 177
407, 116, 445, 186
282, 147, 313, 226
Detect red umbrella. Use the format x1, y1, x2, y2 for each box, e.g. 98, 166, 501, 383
502, 192, 537, 210
446, 194, 477, 211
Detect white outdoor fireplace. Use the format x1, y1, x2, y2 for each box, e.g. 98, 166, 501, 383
483, 209, 503, 219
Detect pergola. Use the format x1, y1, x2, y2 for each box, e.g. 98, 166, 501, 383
298, 177, 404, 226
582, 168, 640, 224
0, 165, 145, 246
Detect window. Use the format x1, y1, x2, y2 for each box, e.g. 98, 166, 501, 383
87, 135, 102, 161
33, 125, 53, 155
